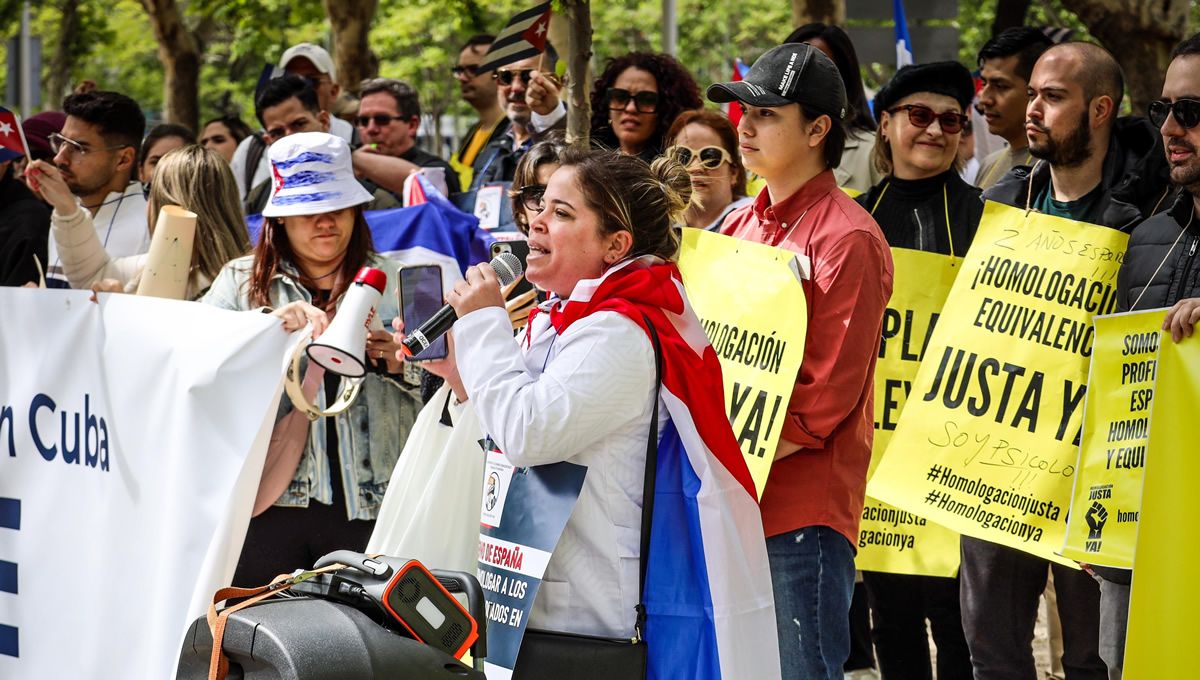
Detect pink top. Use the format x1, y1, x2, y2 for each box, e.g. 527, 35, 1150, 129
722, 170, 894, 544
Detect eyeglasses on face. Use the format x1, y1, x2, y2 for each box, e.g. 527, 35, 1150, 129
887, 104, 968, 134
49, 132, 128, 159
494, 69, 534, 87
666, 145, 733, 170
1149, 98, 1200, 130
452, 64, 480, 79
606, 88, 659, 113
355, 114, 410, 128
517, 184, 546, 213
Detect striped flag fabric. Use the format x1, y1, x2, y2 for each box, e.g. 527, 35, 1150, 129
0, 107, 30, 163
545, 257, 781, 680
477, 2, 553, 74
894, 0, 914, 68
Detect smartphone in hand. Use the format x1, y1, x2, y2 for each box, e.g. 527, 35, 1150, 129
398, 264, 448, 361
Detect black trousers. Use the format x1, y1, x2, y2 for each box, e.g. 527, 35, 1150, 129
959, 536, 1106, 680
862, 571, 972, 680
232, 499, 375, 587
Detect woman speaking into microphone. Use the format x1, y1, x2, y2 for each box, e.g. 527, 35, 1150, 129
203, 131, 420, 586
437, 148, 781, 679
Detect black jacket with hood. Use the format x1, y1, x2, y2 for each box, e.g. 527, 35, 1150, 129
983, 116, 1172, 231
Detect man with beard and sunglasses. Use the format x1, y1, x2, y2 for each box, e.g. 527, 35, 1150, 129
966, 42, 1170, 680
1104, 31, 1200, 680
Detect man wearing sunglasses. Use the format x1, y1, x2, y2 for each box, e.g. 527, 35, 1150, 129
965, 42, 1171, 680
449, 34, 508, 190
1103, 31, 1200, 680
353, 77, 460, 198
708, 43, 893, 679
29, 90, 148, 288
231, 43, 357, 202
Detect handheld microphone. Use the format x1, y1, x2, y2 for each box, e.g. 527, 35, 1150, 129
401, 252, 522, 357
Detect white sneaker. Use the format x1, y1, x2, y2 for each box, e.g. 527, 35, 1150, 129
844, 669, 881, 680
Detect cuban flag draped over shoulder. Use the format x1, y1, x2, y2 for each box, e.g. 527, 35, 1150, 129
247, 173, 494, 291
894, 0, 914, 68
545, 257, 781, 680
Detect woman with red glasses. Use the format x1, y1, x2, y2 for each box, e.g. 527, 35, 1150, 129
588, 53, 703, 161
664, 109, 751, 231
854, 61, 982, 680
858, 62, 983, 258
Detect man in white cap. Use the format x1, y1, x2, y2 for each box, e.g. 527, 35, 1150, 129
231, 42, 356, 201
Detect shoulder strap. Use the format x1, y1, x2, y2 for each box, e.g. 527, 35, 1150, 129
634, 313, 662, 641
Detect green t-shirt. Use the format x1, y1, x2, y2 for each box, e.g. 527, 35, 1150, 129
1035, 183, 1106, 224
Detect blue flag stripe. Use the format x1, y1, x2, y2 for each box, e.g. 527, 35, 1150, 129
0, 624, 16, 657
644, 423, 722, 680
0, 561, 15, 594
0, 498, 18, 531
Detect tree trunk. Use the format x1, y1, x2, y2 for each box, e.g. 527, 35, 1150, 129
322, 0, 378, 96
790, 0, 845, 27
1059, 0, 1189, 114
140, 0, 202, 132
564, 0, 592, 150
47, 0, 81, 105
991, 0, 1031, 36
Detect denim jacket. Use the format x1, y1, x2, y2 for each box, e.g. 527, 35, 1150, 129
202, 253, 421, 520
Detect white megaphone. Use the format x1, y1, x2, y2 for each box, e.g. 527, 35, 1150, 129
306, 267, 388, 377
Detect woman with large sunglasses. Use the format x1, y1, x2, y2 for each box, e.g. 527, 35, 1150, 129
664, 109, 751, 231
588, 53, 703, 161
854, 61, 981, 680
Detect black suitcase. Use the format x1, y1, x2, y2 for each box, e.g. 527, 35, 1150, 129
176, 555, 487, 680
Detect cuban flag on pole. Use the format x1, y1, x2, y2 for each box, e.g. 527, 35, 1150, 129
0, 107, 31, 163
894, 0, 914, 68
545, 258, 781, 680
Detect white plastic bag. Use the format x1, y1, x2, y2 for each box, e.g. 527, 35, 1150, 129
367, 385, 485, 573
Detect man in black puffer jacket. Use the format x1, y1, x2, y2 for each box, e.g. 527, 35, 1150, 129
963, 42, 1171, 680
1104, 31, 1200, 680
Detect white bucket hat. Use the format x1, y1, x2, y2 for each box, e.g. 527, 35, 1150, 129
262, 131, 373, 218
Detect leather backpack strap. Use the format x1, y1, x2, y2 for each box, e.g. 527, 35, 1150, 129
206, 564, 349, 680
634, 313, 663, 641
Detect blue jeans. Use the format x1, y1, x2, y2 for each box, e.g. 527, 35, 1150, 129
767, 525, 856, 680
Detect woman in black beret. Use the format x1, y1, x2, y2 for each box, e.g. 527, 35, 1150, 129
855, 60, 980, 680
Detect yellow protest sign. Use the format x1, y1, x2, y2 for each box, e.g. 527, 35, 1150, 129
1060, 309, 1166, 567
867, 201, 1128, 565
1124, 333, 1200, 676
678, 228, 808, 498
857, 248, 962, 576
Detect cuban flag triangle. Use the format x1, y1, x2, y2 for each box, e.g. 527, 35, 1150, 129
544, 257, 781, 680
894, 0, 914, 68
477, 2, 553, 74
725, 59, 750, 129
0, 107, 30, 163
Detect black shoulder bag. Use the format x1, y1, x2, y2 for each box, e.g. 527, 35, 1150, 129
510, 316, 662, 680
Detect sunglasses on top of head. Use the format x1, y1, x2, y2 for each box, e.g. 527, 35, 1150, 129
887, 104, 968, 134
607, 88, 659, 113
1149, 98, 1200, 130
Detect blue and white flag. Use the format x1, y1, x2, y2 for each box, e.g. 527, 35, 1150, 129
894, 0, 914, 68
247, 177, 495, 292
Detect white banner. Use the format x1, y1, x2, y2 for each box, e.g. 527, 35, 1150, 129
0, 288, 289, 679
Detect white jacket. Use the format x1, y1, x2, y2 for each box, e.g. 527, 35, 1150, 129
454, 303, 665, 638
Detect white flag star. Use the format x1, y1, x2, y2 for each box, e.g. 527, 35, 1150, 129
536, 22, 547, 38
0, 121, 12, 137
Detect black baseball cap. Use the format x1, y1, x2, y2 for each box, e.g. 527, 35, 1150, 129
707, 43, 847, 121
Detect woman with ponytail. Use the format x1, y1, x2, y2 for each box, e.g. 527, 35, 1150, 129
437, 148, 781, 679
